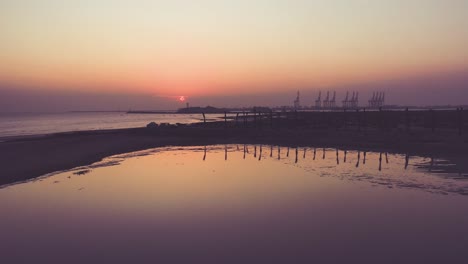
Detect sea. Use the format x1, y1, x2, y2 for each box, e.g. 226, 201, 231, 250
0, 112, 225, 138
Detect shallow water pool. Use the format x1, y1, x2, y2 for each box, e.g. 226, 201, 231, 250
1, 145, 467, 263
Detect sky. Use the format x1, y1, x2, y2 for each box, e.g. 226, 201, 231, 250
1, 0, 468, 111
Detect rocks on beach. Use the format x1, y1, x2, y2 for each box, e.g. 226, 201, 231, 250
146, 122, 159, 129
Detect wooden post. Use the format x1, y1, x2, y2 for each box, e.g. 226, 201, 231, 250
336, 149, 339, 165
202, 113, 206, 124
295, 147, 298, 163
379, 153, 382, 171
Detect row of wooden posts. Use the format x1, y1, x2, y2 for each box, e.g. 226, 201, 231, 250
200, 108, 465, 135
203, 145, 415, 171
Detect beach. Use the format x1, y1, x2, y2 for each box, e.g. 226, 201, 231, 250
1, 121, 467, 187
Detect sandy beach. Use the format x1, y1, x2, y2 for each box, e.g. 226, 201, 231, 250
1, 121, 467, 186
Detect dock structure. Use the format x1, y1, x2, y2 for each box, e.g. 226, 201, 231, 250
323, 91, 330, 109
342, 91, 359, 109
368, 92, 385, 108
322, 91, 337, 109
342, 92, 349, 108
315, 91, 322, 109
330, 91, 336, 108
293, 91, 301, 110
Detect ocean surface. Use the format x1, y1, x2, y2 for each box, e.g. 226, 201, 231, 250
0, 112, 225, 138
0, 145, 467, 263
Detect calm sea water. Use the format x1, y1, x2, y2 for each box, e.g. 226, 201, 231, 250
1, 145, 467, 263
0, 112, 224, 138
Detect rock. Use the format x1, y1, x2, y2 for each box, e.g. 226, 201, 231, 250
146, 122, 158, 129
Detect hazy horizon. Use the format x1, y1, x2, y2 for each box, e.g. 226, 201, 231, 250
1, 0, 467, 111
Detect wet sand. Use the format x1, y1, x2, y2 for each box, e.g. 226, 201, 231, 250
1, 124, 467, 186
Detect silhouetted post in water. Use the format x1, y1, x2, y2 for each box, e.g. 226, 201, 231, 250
385, 153, 389, 164
225, 145, 228, 160
405, 107, 410, 132
323, 148, 326, 159
363, 151, 367, 164
202, 113, 206, 124
344, 150, 347, 163
270, 145, 273, 157
287, 147, 290, 157
237, 145, 240, 151
356, 151, 361, 168
336, 149, 339, 165
278, 146, 281, 160
243, 144, 246, 159
379, 153, 382, 171
429, 157, 434, 172
430, 109, 435, 133
254, 145, 257, 158
294, 147, 299, 163
405, 154, 410, 170
303, 148, 306, 159
313, 148, 316, 160
203, 146, 207, 161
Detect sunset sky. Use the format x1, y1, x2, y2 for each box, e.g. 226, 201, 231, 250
1, 0, 468, 111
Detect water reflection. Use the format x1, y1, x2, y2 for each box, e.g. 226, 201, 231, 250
1, 145, 468, 263
193, 145, 468, 196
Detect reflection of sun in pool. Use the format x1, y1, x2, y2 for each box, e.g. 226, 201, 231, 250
178, 96, 186, 102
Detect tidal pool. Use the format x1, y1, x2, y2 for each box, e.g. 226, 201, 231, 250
1, 145, 468, 263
